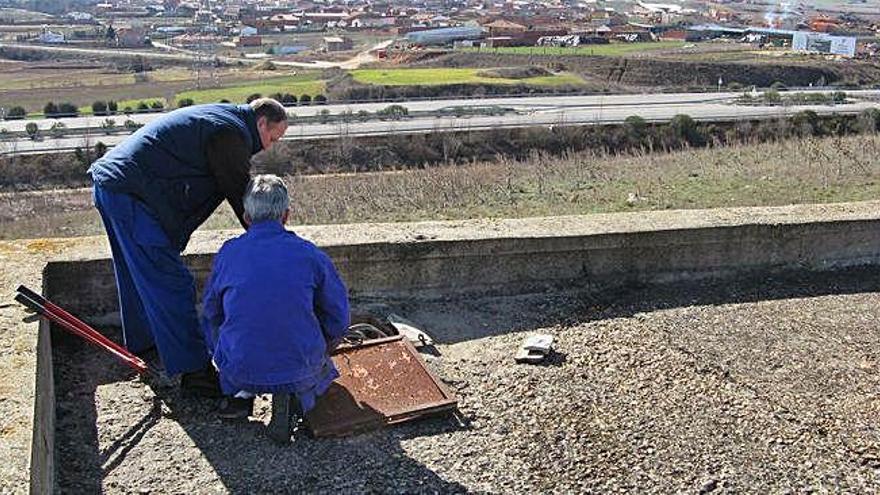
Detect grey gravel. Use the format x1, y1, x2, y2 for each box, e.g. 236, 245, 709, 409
55, 267, 880, 493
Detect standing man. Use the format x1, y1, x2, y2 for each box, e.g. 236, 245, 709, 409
88, 98, 289, 396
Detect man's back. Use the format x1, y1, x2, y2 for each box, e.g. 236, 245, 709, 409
203, 221, 350, 387
88, 104, 262, 249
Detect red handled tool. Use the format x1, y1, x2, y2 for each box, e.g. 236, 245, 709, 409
15, 285, 153, 376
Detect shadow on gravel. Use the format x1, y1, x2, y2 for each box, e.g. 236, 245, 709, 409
54, 328, 139, 493
389, 265, 880, 345
54, 327, 471, 493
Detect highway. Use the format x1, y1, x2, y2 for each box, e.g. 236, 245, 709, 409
2, 91, 878, 155
0, 92, 745, 132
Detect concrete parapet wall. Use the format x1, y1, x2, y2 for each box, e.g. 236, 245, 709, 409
42, 205, 880, 318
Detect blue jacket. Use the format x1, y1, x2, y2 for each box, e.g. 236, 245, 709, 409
201, 221, 350, 405
88, 104, 262, 251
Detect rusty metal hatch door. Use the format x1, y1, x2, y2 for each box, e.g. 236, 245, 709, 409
304, 335, 458, 437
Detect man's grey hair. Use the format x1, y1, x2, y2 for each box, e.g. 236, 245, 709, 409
249, 97, 287, 124
244, 174, 289, 223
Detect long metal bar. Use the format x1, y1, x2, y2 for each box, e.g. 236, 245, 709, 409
15, 287, 150, 375
17, 285, 132, 356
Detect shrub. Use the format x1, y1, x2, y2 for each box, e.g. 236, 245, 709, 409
92, 100, 108, 116
246, 93, 262, 103
314, 94, 327, 104
43, 102, 59, 117
669, 114, 704, 146
58, 102, 78, 117
791, 110, 820, 136
832, 91, 847, 104
280, 93, 297, 106
219, 99, 231, 103
101, 118, 116, 134
25, 122, 38, 139
857, 108, 880, 133
6, 106, 26, 119
356, 109, 371, 122
377, 104, 408, 120
123, 106, 133, 114
150, 101, 164, 111
124, 119, 142, 130
763, 89, 781, 104
178, 98, 194, 108
136, 101, 150, 112
299, 94, 312, 105
269, 92, 283, 101
769, 81, 786, 90
108, 100, 118, 114
94, 141, 108, 159
50, 121, 66, 138
623, 115, 648, 143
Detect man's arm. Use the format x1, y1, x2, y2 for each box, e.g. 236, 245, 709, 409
313, 251, 350, 346
205, 129, 251, 230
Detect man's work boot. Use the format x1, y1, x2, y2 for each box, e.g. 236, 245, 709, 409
267, 393, 294, 444
217, 396, 255, 420
180, 366, 222, 398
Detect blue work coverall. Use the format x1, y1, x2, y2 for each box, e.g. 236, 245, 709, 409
201, 221, 350, 413
88, 104, 263, 375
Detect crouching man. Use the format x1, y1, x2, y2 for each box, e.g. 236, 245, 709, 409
200, 174, 350, 438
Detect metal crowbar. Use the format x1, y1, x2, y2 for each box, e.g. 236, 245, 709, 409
15, 285, 154, 377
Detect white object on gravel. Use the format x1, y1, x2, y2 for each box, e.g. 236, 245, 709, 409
515, 334, 554, 363
388, 313, 435, 346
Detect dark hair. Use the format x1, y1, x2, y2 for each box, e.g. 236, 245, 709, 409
249, 97, 287, 124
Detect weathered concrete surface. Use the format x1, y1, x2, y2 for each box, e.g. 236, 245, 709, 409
4, 201, 880, 492
43, 201, 880, 318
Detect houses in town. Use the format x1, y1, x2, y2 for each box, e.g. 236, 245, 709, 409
18, 0, 879, 59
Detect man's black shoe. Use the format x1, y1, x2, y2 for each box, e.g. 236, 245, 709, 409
180, 367, 222, 398
267, 393, 294, 444
217, 396, 255, 420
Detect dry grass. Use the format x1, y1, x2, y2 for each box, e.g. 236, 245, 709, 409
3, 133, 880, 240
220, 133, 880, 227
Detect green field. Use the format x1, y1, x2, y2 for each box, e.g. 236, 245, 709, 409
174, 75, 325, 104
350, 68, 585, 86
458, 41, 687, 57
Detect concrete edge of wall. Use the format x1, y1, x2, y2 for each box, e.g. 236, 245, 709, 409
41, 218, 880, 316
29, 212, 880, 490
29, 277, 54, 495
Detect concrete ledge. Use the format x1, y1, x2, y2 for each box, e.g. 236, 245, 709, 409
8, 200, 880, 492
43, 202, 880, 317
29, 317, 53, 495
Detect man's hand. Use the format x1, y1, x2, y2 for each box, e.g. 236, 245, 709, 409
327, 336, 344, 355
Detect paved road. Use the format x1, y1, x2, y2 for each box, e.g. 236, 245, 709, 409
0, 92, 744, 132
2, 92, 878, 154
